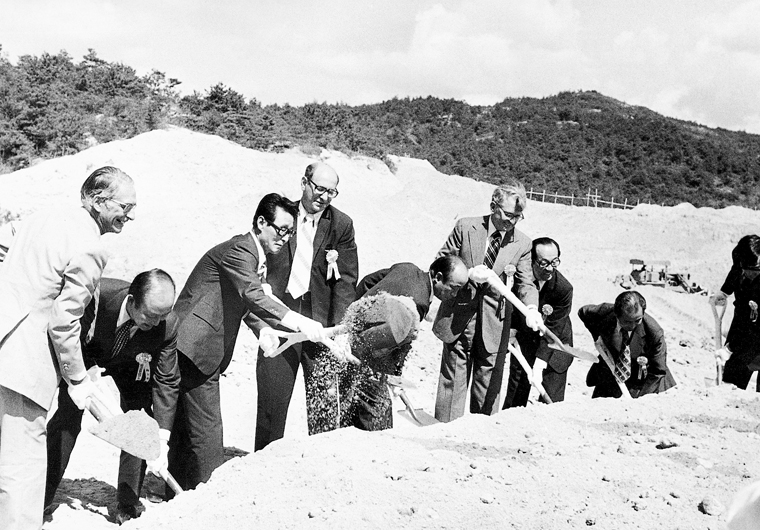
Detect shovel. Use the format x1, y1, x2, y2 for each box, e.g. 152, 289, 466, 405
87, 396, 183, 495
507, 342, 553, 404
481, 272, 599, 363
593, 338, 633, 399
386, 379, 439, 427
708, 292, 727, 387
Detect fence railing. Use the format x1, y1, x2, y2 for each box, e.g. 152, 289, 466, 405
527, 188, 639, 209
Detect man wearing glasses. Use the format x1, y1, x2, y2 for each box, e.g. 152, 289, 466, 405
503, 237, 574, 407
256, 162, 358, 450
433, 180, 542, 423
0, 166, 135, 529
168, 193, 328, 491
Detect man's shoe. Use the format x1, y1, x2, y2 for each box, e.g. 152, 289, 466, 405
115, 503, 145, 525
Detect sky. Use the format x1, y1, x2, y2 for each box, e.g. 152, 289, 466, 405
2, 0, 759, 133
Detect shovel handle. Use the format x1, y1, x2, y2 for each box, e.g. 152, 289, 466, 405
159, 469, 183, 495
85, 394, 112, 423
593, 339, 633, 399
264, 325, 347, 358
507, 343, 553, 404
395, 389, 424, 425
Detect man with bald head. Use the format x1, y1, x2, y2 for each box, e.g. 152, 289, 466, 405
256, 162, 359, 450
45, 269, 179, 523
0, 166, 135, 529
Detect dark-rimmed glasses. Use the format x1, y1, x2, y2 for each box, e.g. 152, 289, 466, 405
307, 178, 339, 198
536, 258, 561, 269
492, 203, 524, 223
104, 197, 136, 214
266, 219, 295, 238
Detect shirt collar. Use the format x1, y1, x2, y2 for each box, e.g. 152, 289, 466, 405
116, 297, 131, 328
487, 218, 512, 240
250, 230, 268, 278
299, 202, 324, 225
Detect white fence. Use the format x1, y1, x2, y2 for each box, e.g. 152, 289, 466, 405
527, 188, 639, 210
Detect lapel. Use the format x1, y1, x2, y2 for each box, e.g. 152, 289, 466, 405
629, 320, 645, 358
468, 216, 489, 267
599, 312, 619, 355
538, 273, 555, 307
491, 228, 518, 276
312, 205, 332, 259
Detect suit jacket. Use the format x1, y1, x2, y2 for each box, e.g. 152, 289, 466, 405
175, 232, 290, 375
579, 303, 676, 398
267, 204, 358, 326
433, 215, 538, 353
82, 278, 180, 431
513, 269, 574, 373
0, 206, 106, 409
356, 262, 432, 322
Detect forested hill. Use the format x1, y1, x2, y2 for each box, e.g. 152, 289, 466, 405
2, 47, 759, 208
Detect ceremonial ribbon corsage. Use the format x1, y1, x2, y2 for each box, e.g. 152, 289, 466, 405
541, 304, 553, 321
135, 353, 152, 382
636, 356, 648, 380
750, 300, 758, 323
326, 249, 341, 280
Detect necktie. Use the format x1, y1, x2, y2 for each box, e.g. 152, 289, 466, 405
483, 231, 502, 269
287, 215, 316, 299
111, 319, 135, 358
613, 330, 632, 383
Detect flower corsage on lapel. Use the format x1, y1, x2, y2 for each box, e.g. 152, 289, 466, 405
135, 353, 152, 382
326, 249, 341, 280
541, 304, 553, 321
636, 356, 648, 380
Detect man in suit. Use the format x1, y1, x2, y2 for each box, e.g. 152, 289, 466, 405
503, 237, 574, 407
340, 255, 470, 431
433, 180, 542, 423
45, 270, 178, 522
168, 193, 326, 491
580, 291, 677, 398
255, 162, 359, 450
0, 166, 135, 530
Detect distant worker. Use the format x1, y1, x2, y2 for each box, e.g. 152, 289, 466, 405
0, 166, 135, 529
503, 237, 574, 407
580, 291, 676, 398
45, 271, 179, 523
712, 235, 760, 390
433, 180, 541, 422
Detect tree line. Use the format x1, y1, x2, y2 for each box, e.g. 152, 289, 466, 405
2, 47, 759, 208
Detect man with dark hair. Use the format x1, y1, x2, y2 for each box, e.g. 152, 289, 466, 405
0, 166, 134, 528
45, 269, 178, 523
503, 237, 574, 407
580, 291, 676, 398
433, 180, 541, 422
339, 255, 470, 431
256, 162, 359, 450
169, 193, 327, 490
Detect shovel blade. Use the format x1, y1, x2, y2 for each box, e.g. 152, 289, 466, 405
89, 409, 160, 461
398, 409, 440, 427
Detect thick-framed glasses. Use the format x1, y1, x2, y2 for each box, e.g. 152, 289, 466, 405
265, 219, 295, 238
307, 178, 339, 198
492, 203, 524, 223
536, 258, 561, 269
104, 197, 136, 214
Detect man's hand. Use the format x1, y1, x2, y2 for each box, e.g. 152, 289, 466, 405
524, 305, 544, 333
710, 290, 728, 307
715, 346, 732, 367
298, 317, 327, 343
468, 264, 497, 285
146, 429, 170, 477
67, 373, 102, 411
258, 327, 281, 356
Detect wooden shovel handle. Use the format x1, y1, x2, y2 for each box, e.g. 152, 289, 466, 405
159, 469, 183, 495
507, 343, 553, 404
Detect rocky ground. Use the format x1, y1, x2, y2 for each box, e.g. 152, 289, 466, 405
1, 127, 758, 529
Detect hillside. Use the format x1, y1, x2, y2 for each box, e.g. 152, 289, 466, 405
0, 127, 759, 529
2, 48, 760, 208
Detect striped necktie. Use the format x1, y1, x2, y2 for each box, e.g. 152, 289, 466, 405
613, 330, 632, 383
287, 215, 316, 299
483, 231, 502, 269
111, 319, 135, 358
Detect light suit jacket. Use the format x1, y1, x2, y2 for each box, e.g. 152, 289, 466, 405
0, 206, 106, 409
433, 215, 538, 353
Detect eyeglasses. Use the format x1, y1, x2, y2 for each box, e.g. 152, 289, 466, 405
307, 178, 339, 198
265, 219, 295, 238
492, 203, 524, 223
104, 197, 136, 214
535, 258, 561, 269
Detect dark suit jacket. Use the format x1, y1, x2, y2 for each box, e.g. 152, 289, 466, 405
81, 278, 180, 431
513, 269, 574, 373
579, 303, 676, 398
720, 267, 760, 384
356, 262, 432, 321
175, 232, 290, 375
267, 204, 358, 326
433, 215, 538, 353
